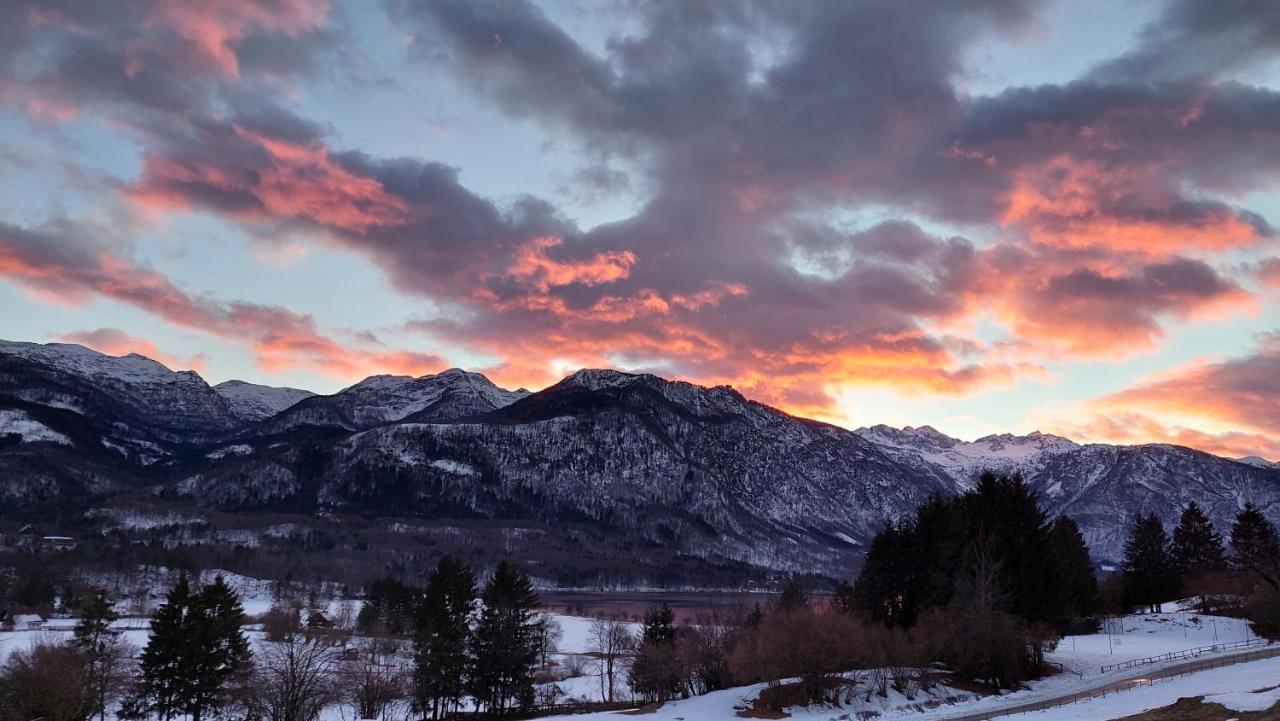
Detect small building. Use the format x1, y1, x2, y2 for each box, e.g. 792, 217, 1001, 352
12, 614, 45, 631
41, 535, 77, 551
306, 611, 332, 629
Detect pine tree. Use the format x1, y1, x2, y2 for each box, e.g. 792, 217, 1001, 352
775, 577, 809, 613
124, 575, 252, 721
412, 556, 477, 720
75, 590, 123, 721
186, 576, 252, 721
1122, 513, 1179, 613
124, 574, 192, 720
1231, 503, 1280, 590
850, 520, 917, 626
468, 561, 539, 715
1048, 516, 1099, 623
1171, 502, 1225, 580
629, 603, 682, 702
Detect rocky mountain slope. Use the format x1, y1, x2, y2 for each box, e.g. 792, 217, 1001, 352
1, 340, 1278, 573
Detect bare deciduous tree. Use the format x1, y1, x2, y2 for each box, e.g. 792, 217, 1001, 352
533, 612, 564, 669
250, 633, 341, 721
587, 615, 634, 703
342, 640, 402, 721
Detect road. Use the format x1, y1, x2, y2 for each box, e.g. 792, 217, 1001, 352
938, 645, 1280, 721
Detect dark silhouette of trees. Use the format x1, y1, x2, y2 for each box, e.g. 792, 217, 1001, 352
1231, 502, 1280, 590
1122, 513, 1180, 613
851, 472, 1095, 632
124, 575, 252, 721
629, 603, 682, 702
467, 561, 540, 715
412, 556, 477, 720
1172, 502, 1225, 578
1048, 516, 1100, 624
74, 591, 133, 721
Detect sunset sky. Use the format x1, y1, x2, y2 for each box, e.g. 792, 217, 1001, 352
1, 0, 1278, 459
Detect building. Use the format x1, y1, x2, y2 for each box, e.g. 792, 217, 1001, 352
11, 614, 45, 631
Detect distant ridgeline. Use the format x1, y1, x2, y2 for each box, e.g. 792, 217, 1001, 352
1, 339, 1279, 585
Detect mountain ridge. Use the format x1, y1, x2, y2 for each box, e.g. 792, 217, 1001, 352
1, 339, 1277, 575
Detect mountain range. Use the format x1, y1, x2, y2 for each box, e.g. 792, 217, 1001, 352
1, 339, 1278, 578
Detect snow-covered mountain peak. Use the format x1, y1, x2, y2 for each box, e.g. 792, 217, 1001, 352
345, 374, 415, 392
1237, 456, 1279, 469
212, 380, 315, 422
0, 340, 194, 385
560, 368, 649, 391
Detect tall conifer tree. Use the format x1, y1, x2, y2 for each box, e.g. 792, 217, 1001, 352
1123, 513, 1179, 613
468, 561, 539, 716
412, 556, 477, 720
1171, 502, 1225, 578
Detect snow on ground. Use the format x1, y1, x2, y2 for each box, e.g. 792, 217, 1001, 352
3, 595, 1269, 721
1049, 609, 1257, 675
553, 613, 641, 654
0, 408, 72, 445
996, 657, 1280, 721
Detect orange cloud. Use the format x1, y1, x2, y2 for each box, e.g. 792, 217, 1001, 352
57, 327, 206, 373
145, 0, 330, 78
0, 222, 444, 381
1049, 337, 1280, 460
1048, 412, 1280, 463
129, 127, 410, 233
1000, 155, 1262, 254
505, 236, 636, 292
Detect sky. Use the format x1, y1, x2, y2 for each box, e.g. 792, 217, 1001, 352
0, 0, 1278, 459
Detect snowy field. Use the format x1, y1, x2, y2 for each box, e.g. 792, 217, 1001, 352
2, 588, 1274, 721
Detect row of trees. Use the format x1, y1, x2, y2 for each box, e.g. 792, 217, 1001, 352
1123, 501, 1280, 620
2, 559, 551, 721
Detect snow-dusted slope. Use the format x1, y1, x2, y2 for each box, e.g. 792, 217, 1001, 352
3, 339, 1279, 574
251, 368, 529, 433
180, 369, 953, 574
855, 424, 1080, 489
854, 424, 1280, 562
0, 340, 241, 441
213, 380, 314, 422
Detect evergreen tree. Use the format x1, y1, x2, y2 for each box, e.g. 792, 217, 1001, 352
74, 590, 122, 721
125, 574, 193, 721
629, 603, 681, 703
1048, 516, 1099, 622
850, 520, 917, 626
774, 577, 809, 613
186, 576, 252, 721
640, 603, 676, 646
412, 556, 477, 720
1231, 503, 1280, 590
125, 575, 252, 721
1171, 502, 1225, 580
1122, 513, 1179, 613
468, 561, 539, 716
956, 473, 1057, 623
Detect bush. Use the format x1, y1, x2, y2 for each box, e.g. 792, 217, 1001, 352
728, 610, 863, 710
0, 640, 94, 721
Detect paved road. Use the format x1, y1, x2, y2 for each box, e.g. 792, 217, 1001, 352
937, 645, 1280, 721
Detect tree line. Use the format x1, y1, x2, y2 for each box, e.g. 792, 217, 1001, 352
0, 559, 550, 721
1122, 501, 1280, 626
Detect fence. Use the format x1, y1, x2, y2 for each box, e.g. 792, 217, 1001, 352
451, 701, 637, 720
1099, 637, 1271, 673
938, 645, 1280, 721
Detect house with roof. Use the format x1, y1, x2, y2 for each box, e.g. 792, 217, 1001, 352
11, 614, 45, 631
